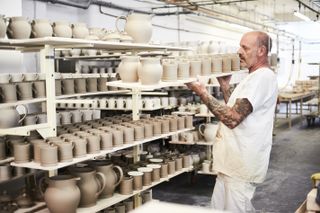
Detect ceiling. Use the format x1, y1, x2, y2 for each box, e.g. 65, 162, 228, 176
155, 0, 320, 39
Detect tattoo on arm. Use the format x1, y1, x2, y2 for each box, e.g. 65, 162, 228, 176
200, 93, 253, 129
221, 86, 234, 103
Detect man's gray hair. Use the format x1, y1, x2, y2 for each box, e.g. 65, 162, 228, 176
257, 31, 272, 54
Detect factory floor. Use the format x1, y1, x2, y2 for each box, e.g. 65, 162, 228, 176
153, 118, 320, 212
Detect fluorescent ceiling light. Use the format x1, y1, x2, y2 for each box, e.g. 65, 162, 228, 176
293, 10, 311, 22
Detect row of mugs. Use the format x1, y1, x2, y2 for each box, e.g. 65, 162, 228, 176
172, 130, 204, 144
202, 160, 214, 173
0, 81, 45, 103
57, 96, 179, 110
0, 73, 45, 84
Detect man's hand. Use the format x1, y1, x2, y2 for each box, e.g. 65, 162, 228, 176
186, 81, 208, 98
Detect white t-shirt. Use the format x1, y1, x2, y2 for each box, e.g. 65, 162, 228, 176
213, 67, 278, 183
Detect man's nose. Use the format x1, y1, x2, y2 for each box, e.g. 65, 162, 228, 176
237, 48, 242, 55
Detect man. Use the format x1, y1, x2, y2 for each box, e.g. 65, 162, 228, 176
186, 31, 278, 212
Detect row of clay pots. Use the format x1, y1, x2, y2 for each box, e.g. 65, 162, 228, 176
0, 13, 152, 43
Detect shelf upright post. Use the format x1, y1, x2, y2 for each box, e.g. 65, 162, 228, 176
38, 44, 57, 139
132, 87, 143, 207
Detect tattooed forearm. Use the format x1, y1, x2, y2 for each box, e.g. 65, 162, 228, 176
200, 92, 253, 129
220, 86, 234, 103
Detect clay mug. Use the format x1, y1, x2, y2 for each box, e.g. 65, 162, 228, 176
98, 77, 108, 91
107, 98, 115, 109
70, 110, 83, 123
118, 126, 134, 144
124, 199, 134, 212
0, 83, 18, 103
137, 167, 153, 186
40, 175, 81, 213
127, 171, 143, 190
175, 156, 183, 171
10, 73, 25, 83
86, 78, 98, 92
160, 162, 168, 178
0, 137, 6, 160
74, 78, 87, 93
0, 164, 12, 182
167, 160, 175, 175
0, 104, 28, 128
199, 123, 219, 142
212, 57, 223, 73
51, 140, 74, 163
30, 139, 46, 163
184, 116, 193, 129
143, 98, 154, 109
201, 57, 211, 76
72, 22, 89, 39
17, 82, 33, 100
55, 79, 62, 96
88, 160, 123, 198
182, 154, 191, 168
31, 19, 53, 38
141, 190, 152, 203
13, 142, 31, 163
0, 15, 6, 38
37, 113, 47, 124
24, 114, 38, 126
92, 109, 100, 120
222, 54, 232, 72
23, 73, 38, 82
98, 98, 107, 109
189, 59, 201, 78
182, 132, 193, 143
52, 21, 72, 38
116, 13, 153, 43
177, 60, 190, 79
202, 162, 210, 173
109, 128, 124, 147
146, 164, 161, 182
119, 176, 133, 195
7, 16, 31, 39
65, 136, 87, 158
98, 131, 113, 150
61, 79, 75, 95
116, 98, 125, 109
60, 111, 72, 125
115, 203, 126, 213
162, 62, 178, 82
177, 116, 185, 130
160, 97, 169, 108
168, 96, 177, 106
33, 81, 46, 98
40, 144, 58, 167
81, 109, 93, 121
0, 74, 12, 84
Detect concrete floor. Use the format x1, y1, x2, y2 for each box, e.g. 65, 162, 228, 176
153, 119, 320, 212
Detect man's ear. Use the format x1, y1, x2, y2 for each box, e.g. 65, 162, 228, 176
258, 45, 267, 56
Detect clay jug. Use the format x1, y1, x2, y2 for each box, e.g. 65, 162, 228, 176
0, 15, 6, 38
31, 19, 53, 38
118, 56, 140, 83
72, 23, 89, 39
116, 13, 152, 43
88, 160, 123, 198
0, 105, 28, 128
52, 21, 72, 38
41, 175, 81, 213
7, 16, 31, 39
69, 167, 106, 207
199, 123, 219, 142
138, 57, 163, 85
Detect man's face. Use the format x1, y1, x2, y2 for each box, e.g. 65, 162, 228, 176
237, 33, 259, 69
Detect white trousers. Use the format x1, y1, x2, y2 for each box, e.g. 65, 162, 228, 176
211, 174, 256, 213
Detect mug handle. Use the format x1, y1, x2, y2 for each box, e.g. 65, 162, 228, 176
113, 165, 124, 187
38, 177, 48, 197
95, 172, 106, 198
198, 124, 205, 137
115, 16, 127, 33
16, 104, 28, 124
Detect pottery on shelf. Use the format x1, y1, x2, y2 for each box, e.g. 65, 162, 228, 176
72, 23, 89, 39
0, 105, 28, 128
199, 123, 219, 142
52, 21, 72, 38
118, 56, 140, 83
7, 16, 31, 39
31, 19, 53, 38
0, 15, 7, 38
138, 57, 163, 85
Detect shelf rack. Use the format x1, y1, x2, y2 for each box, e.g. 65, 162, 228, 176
11, 128, 194, 171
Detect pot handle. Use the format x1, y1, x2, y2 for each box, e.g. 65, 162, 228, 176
38, 177, 48, 197
115, 16, 126, 33
16, 104, 28, 124
113, 165, 124, 187
198, 124, 205, 137
95, 172, 106, 197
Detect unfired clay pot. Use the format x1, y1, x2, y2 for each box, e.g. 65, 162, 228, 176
118, 56, 140, 83
0, 105, 28, 128
31, 19, 53, 38
138, 57, 163, 85
72, 23, 89, 39
117, 13, 153, 43
42, 175, 81, 213
0, 15, 6, 38
88, 160, 123, 198
7, 16, 31, 39
199, 123, 219, 142
53, 21, 72, 38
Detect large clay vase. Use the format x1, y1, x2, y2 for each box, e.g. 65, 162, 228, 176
31, 19, 53, 38
117, 13, 152, 43
42, 175, 81, 213
52, 21, 72, 38
72, 23, 89, 39
199, 123, 219, 142
88, 160, 123, 198
138, 57, 163, 85
0, 105, 28, 128
118, 56, 140, 83
7, 16, 31, 39
0, 15, 6, 38
69, 167, 106, 207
